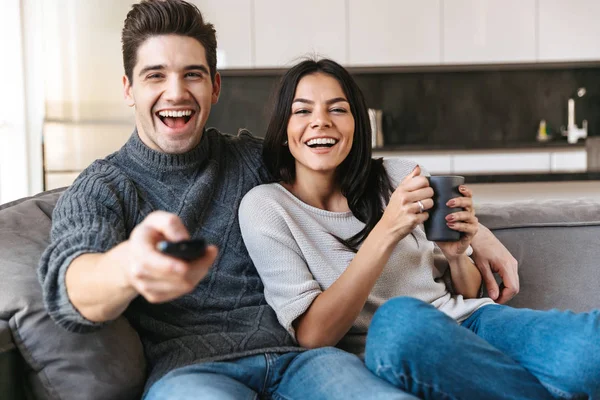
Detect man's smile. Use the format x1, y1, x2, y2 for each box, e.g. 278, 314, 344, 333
155, 109, 196, 130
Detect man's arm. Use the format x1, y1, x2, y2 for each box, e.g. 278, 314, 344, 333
470, 223, 519, 303
65, 212, 218, 323
39, 167, 217, 331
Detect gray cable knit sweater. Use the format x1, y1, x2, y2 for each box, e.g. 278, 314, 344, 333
38, 128, 299, 389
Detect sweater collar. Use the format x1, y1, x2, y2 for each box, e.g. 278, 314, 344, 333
125, 129, 210, 171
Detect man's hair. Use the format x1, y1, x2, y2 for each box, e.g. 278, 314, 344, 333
122, 0, 217, 83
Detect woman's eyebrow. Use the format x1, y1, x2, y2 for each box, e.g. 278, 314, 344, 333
292, 97, 349, 105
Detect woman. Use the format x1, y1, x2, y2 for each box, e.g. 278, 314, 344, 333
239, 59, 600, 399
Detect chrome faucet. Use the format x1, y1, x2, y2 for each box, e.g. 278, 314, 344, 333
562, 87, 588, 144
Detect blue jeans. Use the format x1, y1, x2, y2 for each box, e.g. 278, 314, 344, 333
365, 297, 600, 400
144, 346, 418, 400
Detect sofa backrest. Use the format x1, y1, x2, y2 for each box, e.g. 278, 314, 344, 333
477, 199, 600, 312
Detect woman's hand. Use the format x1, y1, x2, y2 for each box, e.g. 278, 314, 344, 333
380, 165, 434, 242
435, 185, 478, 260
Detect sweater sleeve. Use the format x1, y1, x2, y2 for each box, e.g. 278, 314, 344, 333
239, 187, 322, 340
235, 129, 272, 184
381, 156, 429, 187
38, 162, 134, 333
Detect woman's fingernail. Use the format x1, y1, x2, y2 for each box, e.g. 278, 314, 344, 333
447, 200, 455, 207
446, 214, 455, 221
459, 186, 466, 192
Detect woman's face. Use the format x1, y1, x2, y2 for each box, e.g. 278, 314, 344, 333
286, 72, 355, 179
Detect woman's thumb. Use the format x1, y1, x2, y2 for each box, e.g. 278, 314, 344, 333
411, 165, 421, 177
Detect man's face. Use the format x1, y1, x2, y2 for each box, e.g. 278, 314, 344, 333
123, 34, 221, 154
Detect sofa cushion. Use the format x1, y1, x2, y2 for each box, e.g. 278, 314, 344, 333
0, 320, 24, 400
477, 199, 600, 312
0, 191, 146, 400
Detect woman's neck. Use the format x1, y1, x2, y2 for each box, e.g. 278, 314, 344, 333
282, 169, 349, 212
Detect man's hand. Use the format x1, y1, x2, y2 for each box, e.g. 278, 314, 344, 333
470, 223, 519, 303
121, 211, 218, 303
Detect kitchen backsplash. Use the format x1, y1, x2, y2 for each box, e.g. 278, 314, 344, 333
207, 66, 600, 147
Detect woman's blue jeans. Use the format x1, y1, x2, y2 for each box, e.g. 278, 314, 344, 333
144, 346, 418, 400
365, 297, 600, 400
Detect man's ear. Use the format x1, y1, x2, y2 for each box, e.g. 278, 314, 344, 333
211, 72, 221, 104
123, 75, 135, 107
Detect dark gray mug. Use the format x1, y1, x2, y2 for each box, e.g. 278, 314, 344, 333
423, 175, 465, 242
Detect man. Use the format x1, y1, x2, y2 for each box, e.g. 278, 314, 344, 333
38, 1, 518, 398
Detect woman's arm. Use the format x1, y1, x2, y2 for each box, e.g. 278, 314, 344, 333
293, 167, 434, 348
293, 222, 398, 348
239, 167, 434, 349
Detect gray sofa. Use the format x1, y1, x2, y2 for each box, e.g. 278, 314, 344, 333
1, 190, 599, 400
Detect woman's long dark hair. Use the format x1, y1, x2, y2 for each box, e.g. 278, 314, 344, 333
263, 59, 393, 252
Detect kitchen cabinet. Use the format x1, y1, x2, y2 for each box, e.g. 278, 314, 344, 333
538, 0, 600, 62
377, 148, 588, 175
253, 0, 347, 68
374, 151, 452, 174
191, 0, 253, 69
450, 150, 551, 174
550, 149, 587, 172
348, 0, 441, 66
442, 0, 536, 64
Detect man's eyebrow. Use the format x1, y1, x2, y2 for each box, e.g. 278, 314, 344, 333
184, 65, 210, 75
138, 64, 210, 77
292, 97, 349, 105
138, 65, 164, 77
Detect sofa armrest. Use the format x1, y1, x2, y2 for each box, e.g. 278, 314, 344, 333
477, 199, 600, 312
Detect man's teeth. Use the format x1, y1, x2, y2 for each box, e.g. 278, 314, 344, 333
157, 110, 193, 118
306, 138, 338, 146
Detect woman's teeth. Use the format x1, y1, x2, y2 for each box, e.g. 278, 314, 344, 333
306, 138, 338, 147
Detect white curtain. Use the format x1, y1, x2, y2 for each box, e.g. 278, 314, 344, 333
0, 0, 29, 204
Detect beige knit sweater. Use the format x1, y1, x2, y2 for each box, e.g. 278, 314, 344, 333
239, 157, 494, 356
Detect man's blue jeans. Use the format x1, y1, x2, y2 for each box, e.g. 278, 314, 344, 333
365, 297, 600, 400
144, 346, 418, 399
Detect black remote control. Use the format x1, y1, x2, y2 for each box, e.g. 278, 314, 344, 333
157, 238, 207, 261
